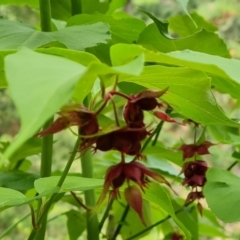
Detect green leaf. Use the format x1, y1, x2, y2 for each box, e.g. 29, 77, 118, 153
138, 23, 230, 58
66, 210, 86, 240
113, 44, 240, 104
172, 202, 198, 240
0, 187, 26, 208
175, 0, 196, 26
144, 145, 183, 166
107, 0, 128, 14
50, 0, 71, 21
10, 137, 42, 165
34, 176, 104, 194
204, 168, 240, 222
0, 170, 38, 191
73, 53, 144, 103
119, 65, 238, 127
37, 47, 100, 66
67, 13, 146, 43
143, 184, 191, 239
3, 48, 86, 161
199, 224, 228, 238
169, 12, 218, 37
0, 187, 59, 209
207, 125, 240, 145
139, 9, 173, 39
0, 19, 55, 50
0, 19, 111, 51
51, 22, 111, 51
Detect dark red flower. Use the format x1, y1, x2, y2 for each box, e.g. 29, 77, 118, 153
36, 105, 98, 137
97, 161, 172, 210
97, 161, 173, 225
185, 191, 204, 205
92, 126, 149, 157
123, 89, 168, 125
178, 141, 214, 160
171, 232, 184, 240
182, 160, 208, 187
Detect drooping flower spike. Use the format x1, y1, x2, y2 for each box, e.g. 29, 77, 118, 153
97, 161, 173, 225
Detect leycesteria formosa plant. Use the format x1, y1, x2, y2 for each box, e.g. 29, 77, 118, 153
37, 80, 183, 224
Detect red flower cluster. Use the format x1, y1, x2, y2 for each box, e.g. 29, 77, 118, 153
98, 161, 172, 225
179, 139, 213, 214
36, 87, 183, 224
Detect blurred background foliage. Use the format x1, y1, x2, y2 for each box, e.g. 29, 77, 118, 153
1, 0, 240, 239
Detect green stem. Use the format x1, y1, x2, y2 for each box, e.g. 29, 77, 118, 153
99, 198, 114, 231
81, 150, 99, 240
27, 138, 81, 240
36, 0, 52, 236
227, 160, 238, 171
126, 205, 194, 240
39, 0, 52, 32
71, 0, 82, 15
112, 205, 130, 240
0, 213, 30, 239
35, 118, 54, 239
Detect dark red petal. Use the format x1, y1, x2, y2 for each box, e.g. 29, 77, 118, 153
36, 117, 69, 137
154, 111, 184, 125
196, 141, 214, 156
123, 163, 145, 188
124, 185, 146, 226
96, 134, 114, 152
183, 175, 206, 187
178, 144, 197, 160
137, 98, 158, 111
123, 102, 144, 124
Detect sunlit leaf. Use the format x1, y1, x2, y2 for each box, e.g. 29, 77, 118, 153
3, 48, 86, 161
34, 176, 104, 194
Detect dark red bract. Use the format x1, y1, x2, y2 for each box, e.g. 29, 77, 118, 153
179, 141, 214, 160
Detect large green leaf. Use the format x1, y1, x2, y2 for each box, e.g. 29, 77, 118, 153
112, 44, 240, 105
0, 19, 111, 51
67, 13, 146, 43
0, 187, 59, 209
0, 187, 27, 208
34, 176, 104, 193
66, 210, 86, 240
143, 184, 191, 239
119, 65, 238, 127
172, 201, 198, 240
3, 48, 86, 161
169, 12, 218, 37
0, 170, 38, 191
138, 23, 230, 58
2, 48, 142, 161
204, 168, 240, 222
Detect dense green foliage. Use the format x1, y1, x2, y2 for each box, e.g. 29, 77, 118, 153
1, 0, 240, 239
